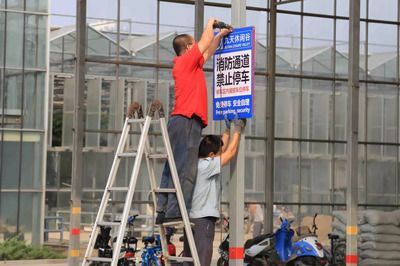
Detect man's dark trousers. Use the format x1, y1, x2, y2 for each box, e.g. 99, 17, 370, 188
156, 115, 202, 218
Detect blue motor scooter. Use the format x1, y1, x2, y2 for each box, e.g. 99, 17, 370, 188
269, 217, 327, 266
290, 214, 327, 266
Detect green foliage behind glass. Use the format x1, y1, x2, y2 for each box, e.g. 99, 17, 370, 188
0, 236, 66, 260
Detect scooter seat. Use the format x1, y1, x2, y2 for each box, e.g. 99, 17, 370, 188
244, 233, 274, 249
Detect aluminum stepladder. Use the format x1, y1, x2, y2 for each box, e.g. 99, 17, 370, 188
82, 100, 200, 266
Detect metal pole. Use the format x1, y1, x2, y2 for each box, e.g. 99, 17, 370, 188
230, 1, 246, 265
265, 0, 276, 234
194, 0, 204, 41
346, 0, 360, 265
68, 0, 86, 265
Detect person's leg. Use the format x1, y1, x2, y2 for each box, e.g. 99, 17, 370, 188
193, 217, 216, 266
183, 217, 216, 266
165, 116, 202, 218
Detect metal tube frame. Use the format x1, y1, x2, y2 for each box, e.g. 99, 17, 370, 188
68, 0, 86, 265
229, 1, 246, 264
346, 0, 360, 265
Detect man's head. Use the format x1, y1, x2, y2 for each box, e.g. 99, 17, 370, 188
199, 135, 224, 158
172, 34, 195, 56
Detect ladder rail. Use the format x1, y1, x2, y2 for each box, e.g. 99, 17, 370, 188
159, 117, 201, 266
111, 116, 153, 265
82, 118, 131, 265
143, 129, 171, 266
83, 101, 201, 266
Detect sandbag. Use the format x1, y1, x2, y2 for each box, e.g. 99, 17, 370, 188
360, 241, 400, 251
332, 210, 366, 225
332, 220, 346, 234
359, 233, 400, 244
363, 210, 400, 226
360, 258, 400, 266
360, 250, 400, 260
360, 224, 400, 235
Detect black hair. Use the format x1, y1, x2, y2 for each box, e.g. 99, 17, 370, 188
172, 34, 192, 56
198, 135, 224, 158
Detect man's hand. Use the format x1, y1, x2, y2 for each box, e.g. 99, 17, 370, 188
220, 27, 233, 37
224, 114, 231, 130
234, 118, 247, 133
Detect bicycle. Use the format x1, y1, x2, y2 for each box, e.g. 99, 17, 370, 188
326, 233, 346, 266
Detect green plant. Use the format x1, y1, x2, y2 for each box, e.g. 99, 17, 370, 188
0, 236, 66, 260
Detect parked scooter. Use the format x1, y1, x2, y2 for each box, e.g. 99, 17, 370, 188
217, 216, 284, 266
291, 214, 327, 266
217, 215, 327, 266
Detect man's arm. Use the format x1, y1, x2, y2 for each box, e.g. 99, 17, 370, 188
220, 131, 241, 166
221, 127, 230, 153
197, 18, 217, 55
220, 119, 246, 166
203, 28, 232, 62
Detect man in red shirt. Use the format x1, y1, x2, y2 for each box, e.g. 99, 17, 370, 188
156, 18, 232, 224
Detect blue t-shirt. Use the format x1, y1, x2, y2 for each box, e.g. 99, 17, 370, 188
190, 157, 221, 219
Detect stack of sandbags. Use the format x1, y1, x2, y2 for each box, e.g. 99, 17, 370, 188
332, 210, 400, 266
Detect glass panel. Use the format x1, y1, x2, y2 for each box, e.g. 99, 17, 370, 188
1, 133, 21, 188
301, 157, 331, 204
368, 23, 397, 81
303, 17, 334, 76
304, 79, 332, 142
2, 69, 23, 129
19, 192, 43, 244
0, 192, 18, 238
275, 141, 300, 203
5, 12, 23, 68
277, 13, 301, 74
277, 1, 301, 11
83, 152, 113, 189
247, 0, 267, 8
366, 155, 397, 205
333, 143, 346, 204
336, 0, 349, 17
276, 77, 300, 138
26, 0, 48, 12
335, 20, 349, 77
25, 14, 47, 69
6, 0, 23, 10
244, 140, 266, 202
304, 0, 334, 15
0, 12, 4, 66
21, 133, 43, 189
334, 82, 347, 141
23, 72, 45, 129
369, 0, 397, 22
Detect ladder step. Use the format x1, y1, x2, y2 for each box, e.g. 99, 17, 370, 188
87, 257, 112, 262
127, 118, 160, 123
118, 152, 137, 157
127, 118, 145, 123
154, 188, 176, 193
108, 187, 129, 192
97, 221, 120, 226
148, 153, 168, 159
165, 256, 194, 262
160, 221, 195, 228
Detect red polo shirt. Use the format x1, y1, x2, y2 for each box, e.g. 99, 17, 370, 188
171, 43, 208, 126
